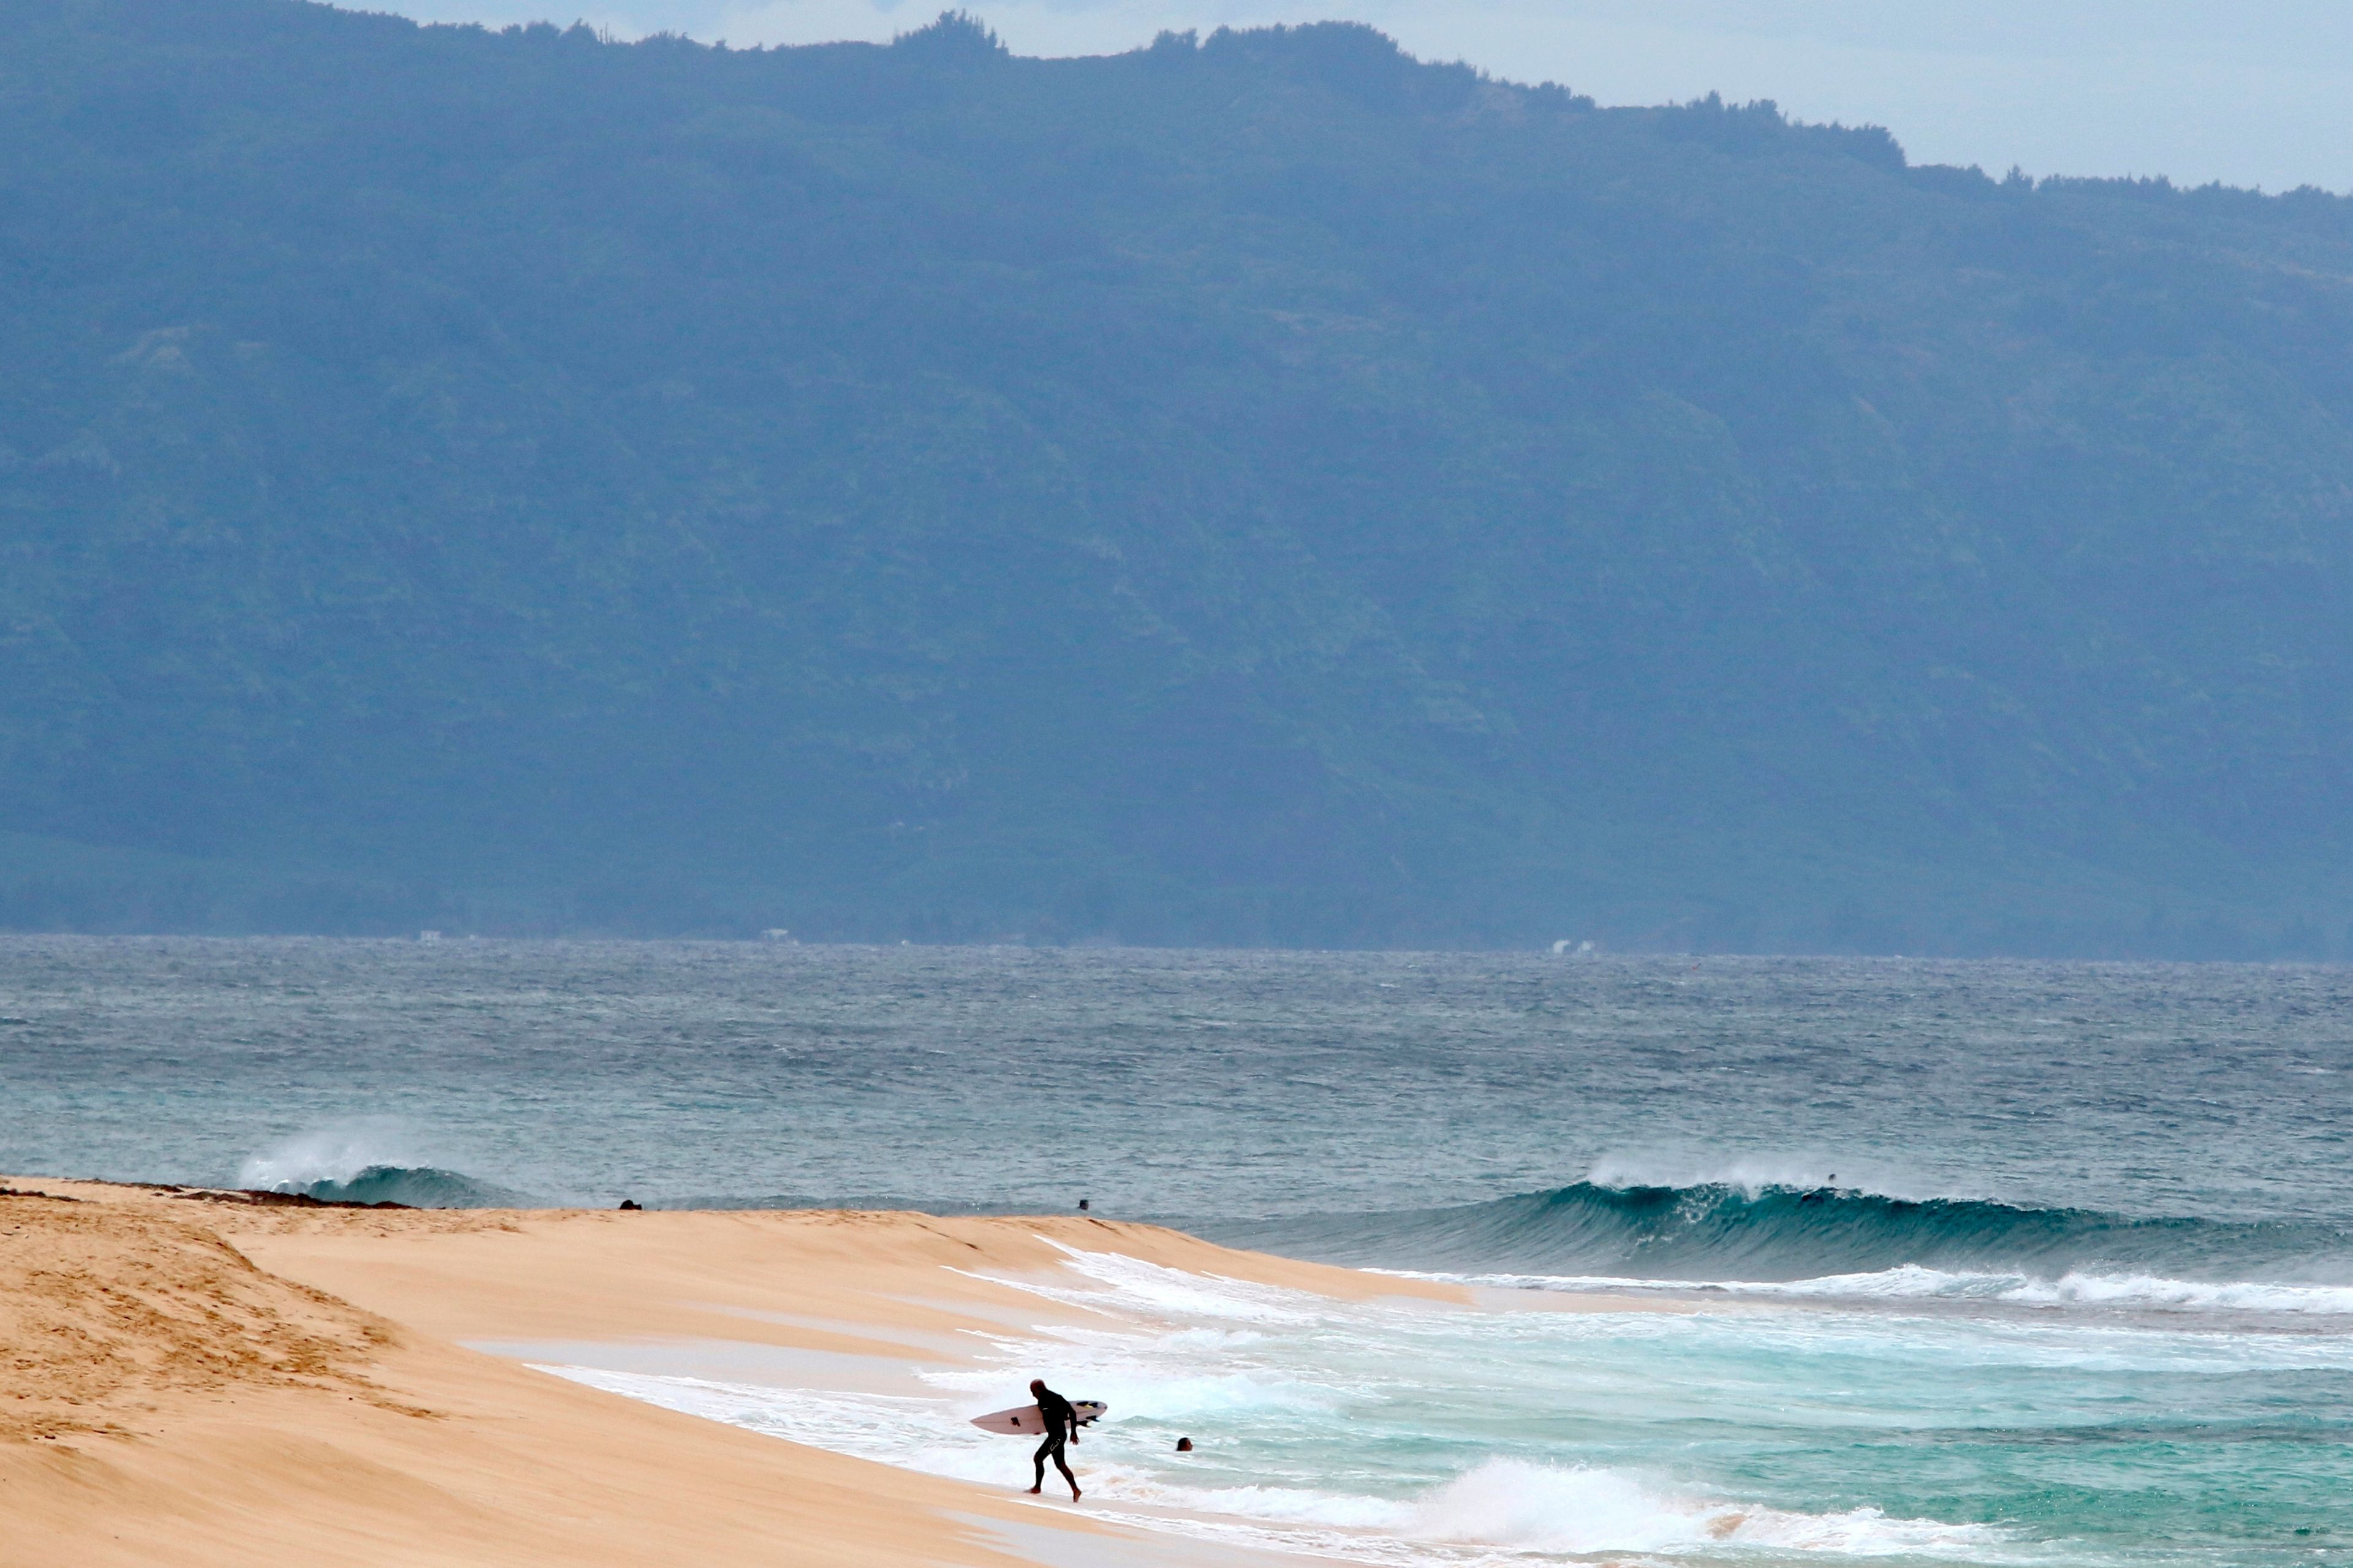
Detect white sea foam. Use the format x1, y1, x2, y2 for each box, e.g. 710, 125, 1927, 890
950, 1238, 1325, 1325
923, 1343, 1336, 1425
539, 1367, 1023, 1485
1041, 1456, 1999, 1560
1041, 1240, 1332, 1324
538, 1368, 2001, 1563
1406, 1458, 1995, 1558
2001, 1271, 2353, 1314
529, 1242, 2040, 1566
1403, 1262, 2353, 1316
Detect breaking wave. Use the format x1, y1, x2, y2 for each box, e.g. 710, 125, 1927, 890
237, 1128, 531, 1208
271, 1162, 531, 1208
1226, 1178, 2353, 1311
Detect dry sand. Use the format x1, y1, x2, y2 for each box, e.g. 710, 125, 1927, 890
0, 1178, 1485, 1567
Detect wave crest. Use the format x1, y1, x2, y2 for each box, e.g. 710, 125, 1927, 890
238, 1127, 528, 1208
1235, 1180, 2353, 1290
279, 1163, 530, 1208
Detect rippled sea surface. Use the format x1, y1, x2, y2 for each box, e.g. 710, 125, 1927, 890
6, 937, 2352, 1567
6, 937, 2351, 1219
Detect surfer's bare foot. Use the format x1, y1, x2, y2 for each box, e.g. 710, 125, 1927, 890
1026, 1485, 1042, 1494
1070, 1488, 1082, 1501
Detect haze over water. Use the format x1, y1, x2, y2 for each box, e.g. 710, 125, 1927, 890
6, 937, 2351, 1565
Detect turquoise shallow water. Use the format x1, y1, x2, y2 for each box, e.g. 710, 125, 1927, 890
544, 1243, 2353, 1567
4, 938, 2351, 1562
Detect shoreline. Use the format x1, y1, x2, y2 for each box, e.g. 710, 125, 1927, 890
0, 1176, 1659, 1567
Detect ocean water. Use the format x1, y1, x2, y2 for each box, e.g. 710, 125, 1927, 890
536, 1242, 2353, 1568
4, 937, 2351, 1565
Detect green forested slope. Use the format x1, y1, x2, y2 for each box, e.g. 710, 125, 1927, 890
4, 1, 2353, 952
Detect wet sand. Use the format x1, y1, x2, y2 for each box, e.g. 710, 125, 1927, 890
0, 1178, 1524, 1567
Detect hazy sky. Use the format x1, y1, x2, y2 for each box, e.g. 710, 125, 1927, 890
376, 0, 2353, 192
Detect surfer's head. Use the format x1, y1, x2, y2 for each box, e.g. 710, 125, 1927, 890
1030, 1379, 1047, 1396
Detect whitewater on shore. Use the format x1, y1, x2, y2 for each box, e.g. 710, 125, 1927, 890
515, 1211, 2353, 1568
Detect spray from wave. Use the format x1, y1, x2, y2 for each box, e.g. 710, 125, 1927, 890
236, 1126, 531, 1208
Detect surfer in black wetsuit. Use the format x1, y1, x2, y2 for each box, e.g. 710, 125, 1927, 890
1026, 1378, 1083, 1499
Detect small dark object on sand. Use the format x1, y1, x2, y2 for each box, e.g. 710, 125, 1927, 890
618, 1199, 642, 1211
1175, 1437, 1193, 1453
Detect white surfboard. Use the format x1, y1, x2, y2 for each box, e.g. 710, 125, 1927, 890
969, 1399, 1107, 1435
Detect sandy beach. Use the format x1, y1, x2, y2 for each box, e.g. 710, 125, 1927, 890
0, 1178, 1502, 1567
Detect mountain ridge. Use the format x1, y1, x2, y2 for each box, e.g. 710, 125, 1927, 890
4, 2, 2352, 954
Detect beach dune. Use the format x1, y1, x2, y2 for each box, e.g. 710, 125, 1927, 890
0, 1180, 1455, 1567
